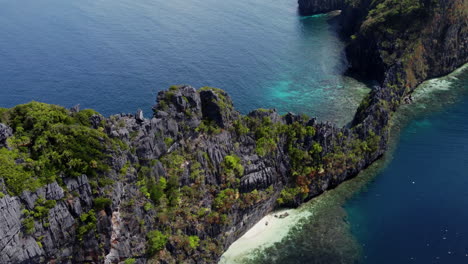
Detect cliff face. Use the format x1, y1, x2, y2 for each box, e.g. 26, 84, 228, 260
345, 0, 467, 87
297, 0, 344, 15
345, 0, 467, 127
0, 0, 466, 263
0, 86, 385, 263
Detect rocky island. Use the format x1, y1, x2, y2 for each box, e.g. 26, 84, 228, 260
0, 0, 466, 263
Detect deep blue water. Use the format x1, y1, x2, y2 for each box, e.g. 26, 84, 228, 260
346, 70, 468, 264
0, 0, 367, 124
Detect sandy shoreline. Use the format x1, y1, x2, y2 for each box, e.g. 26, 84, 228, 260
219, 208, 312, 264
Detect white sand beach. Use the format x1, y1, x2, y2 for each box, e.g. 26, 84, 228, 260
219, 208, 312, 264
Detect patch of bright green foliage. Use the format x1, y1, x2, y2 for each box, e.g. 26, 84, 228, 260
138, 153, 183, 208
78, 209, 97, 241
21, 197, 57, 234
196, 120, 222, 135
93, 197, 112, 211
362, 0, 437, 33
213, 188, 237, 213
147, 230, 168, 255
124, 258, 137, 264
164, 137, 174, 147
0, 102, 122, 195
188, 235, 200, 249
222, 155, 244, 178
277, 187, 304, 205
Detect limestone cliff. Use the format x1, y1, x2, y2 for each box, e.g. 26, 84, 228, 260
298, 0, 344, 15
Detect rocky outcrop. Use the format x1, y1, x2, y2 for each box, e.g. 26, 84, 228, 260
344, 0, 467, 87
0, 195, 43, 263
0, 123, 12, 148
298, 0, 344, 16
0, 83, 387, 263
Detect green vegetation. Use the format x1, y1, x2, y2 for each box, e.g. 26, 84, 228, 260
77, 209, 97, 241
21, 197, 58, 234
199, 87, 233, 115
32, 197, 56, 219
255, 137, 276, 157
213, 188, 237, 213
188, 235, 200, 249
196, 120, 222, 135
240, 187, 275, 209
254, 117, 277, 156
119, 162, 130, 175
0, 148, 38, 195
73, 109, 101, 127
144, 202, 154, 212
362, 0, 437, 33
93, 197, 112, 211
22, 215, 35, 234
232, 119, 249, 135
147, 230, 168, 255
124, 258, 136, 264
222, 155, 244, 179
0, 102, 122, 195
277, 187, 303, 205
164, 137, 174, 147
189, 161, 204, 183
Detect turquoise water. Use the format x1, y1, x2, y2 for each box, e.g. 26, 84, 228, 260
345, 69, 468, 264
0, 0, 368, 125
226, 68, 468, 264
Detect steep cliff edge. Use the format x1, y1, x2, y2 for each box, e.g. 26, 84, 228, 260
298, 0, 344, 15
0, 86, 385, 263
0, 0, 466, 263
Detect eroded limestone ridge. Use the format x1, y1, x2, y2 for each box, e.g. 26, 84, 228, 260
0, 84, 385, 263
0, 0, 466, 263
298, 0, 344, 16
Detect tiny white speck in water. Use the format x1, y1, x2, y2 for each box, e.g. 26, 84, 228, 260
443, 237, 447, 240
412, 181, 415, 184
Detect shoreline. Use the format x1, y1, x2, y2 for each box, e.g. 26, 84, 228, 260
219, 208, 311, 264
219, 64, 468, 264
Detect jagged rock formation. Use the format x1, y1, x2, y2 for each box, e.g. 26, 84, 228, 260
298, 0, 344, 15
0, 85, 386, 263
0, 0, 466, 263
343, 0, 467, 87
0, 123, 12, 148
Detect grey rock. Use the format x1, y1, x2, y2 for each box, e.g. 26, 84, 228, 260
200, 88, 238, 128
0, 123, 13, 148
90, 114, 104, 129
70, 104, 80, 113
45, 182, 65, 201
135, 109, 144, 122
298, 0, 343, 16
0, 195, 43, 263
65, 175, 93, 207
